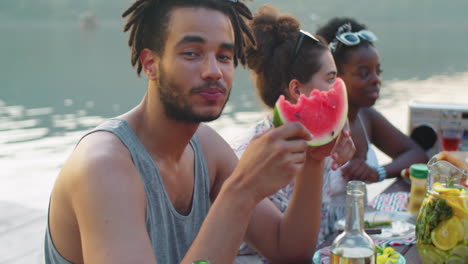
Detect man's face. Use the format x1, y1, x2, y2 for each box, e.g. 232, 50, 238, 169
156, 7, 235, 123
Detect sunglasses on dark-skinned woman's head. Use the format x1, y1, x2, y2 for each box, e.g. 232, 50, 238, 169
291, 30, 321, 63
335, 30, 377, 46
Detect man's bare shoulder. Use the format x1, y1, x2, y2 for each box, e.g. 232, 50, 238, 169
196, 124, 238, 198
71, 131, 132, 171
196, 124, 235, 160
49, 131, 148, 263
58, 131, 141, 198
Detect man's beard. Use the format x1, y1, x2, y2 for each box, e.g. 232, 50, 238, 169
157, 65, 230, 123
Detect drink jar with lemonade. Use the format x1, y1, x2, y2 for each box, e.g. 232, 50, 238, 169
415, 153, 468, 264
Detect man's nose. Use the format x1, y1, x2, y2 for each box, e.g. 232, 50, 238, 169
201, 54, 222, 81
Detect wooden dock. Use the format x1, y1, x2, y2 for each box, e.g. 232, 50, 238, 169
0, 178, 394, 264
0, 201, 45, 264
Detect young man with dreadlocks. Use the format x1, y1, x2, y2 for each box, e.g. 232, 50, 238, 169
44, 1, 354, 263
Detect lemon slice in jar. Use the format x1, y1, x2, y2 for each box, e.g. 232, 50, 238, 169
461, 218, 468, 241
434, 184, 468, 219
419, 250, 445, 264
446, 256, 465, 264
431, 216, 464, 251
450, 244, 468, 258
433, 182, 461, 196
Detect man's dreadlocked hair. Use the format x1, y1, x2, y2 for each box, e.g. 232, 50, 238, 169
122, 0, 255, 76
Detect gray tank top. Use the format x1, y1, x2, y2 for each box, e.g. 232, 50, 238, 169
45, 118, 211, 263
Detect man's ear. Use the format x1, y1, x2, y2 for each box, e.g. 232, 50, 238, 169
288, 79, 302, 101
140, 48, 159, 80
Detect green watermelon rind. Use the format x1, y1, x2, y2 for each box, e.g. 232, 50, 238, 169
272, 78, 348, 147
272, 106, 284, 128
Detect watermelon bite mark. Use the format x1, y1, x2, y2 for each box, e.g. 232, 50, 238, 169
273, 77, 348, 146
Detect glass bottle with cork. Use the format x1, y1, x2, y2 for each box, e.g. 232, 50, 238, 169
407, 163, 428, 216
330, 181, 376, 264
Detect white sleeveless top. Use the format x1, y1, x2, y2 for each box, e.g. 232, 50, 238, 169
321, 114, 378, 236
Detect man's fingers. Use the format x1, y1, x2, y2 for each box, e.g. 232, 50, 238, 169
272, 122, 313, 142
288, 151, 307, 165
286, 139, 309, 153
270, 140, 308, 164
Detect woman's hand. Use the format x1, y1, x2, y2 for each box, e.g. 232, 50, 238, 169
341, 158, 379, 182
437, 151, 468, 169
307, 121, 356, 167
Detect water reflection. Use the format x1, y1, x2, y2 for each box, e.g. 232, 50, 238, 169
1, 72, 468, 210
377, 71, 468, 132
0, 102, 104, 209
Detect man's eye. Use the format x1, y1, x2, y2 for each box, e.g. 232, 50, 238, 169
218, 54, 233, 62
182, 51, 198, 58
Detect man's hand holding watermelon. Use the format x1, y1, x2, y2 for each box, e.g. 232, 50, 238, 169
232, 121, 318, 200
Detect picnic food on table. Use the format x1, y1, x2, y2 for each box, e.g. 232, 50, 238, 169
376, 245, 400, 264
364, 213, 393, 228
273, 77, 348, 146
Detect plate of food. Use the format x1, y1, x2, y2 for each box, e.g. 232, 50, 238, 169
312, 245, 406, 264
334, 211, 416, 240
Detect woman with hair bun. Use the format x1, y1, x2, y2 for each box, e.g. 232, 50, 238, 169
231, 6, 355, 263
315, 17, 427, 236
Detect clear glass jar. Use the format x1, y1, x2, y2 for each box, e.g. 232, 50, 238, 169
416, 155, 468, 264
330, 181, 376, 264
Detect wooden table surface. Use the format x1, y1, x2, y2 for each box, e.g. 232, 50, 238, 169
317, 177, 422, 264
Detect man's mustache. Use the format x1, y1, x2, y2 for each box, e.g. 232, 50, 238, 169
191, 81, 227, 94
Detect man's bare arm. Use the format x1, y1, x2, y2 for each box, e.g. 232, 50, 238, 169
181, 122, 313, 263
67, 133, 158, 264
244, 125, 355, 262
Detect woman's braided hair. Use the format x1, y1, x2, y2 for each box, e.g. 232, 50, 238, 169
122, 0, 255, 76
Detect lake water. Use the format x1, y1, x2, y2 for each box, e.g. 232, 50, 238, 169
1, 0, 468, 262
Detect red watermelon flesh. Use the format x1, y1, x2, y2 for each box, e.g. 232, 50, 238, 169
273, 77, 348, 146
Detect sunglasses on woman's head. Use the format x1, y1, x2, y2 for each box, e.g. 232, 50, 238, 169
335, 30, 378, 46
291, 30, 320, 63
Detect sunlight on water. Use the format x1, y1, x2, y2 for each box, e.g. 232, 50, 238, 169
1, 73, 468, 210
0, 109, 104, 209
378, 71, 468, 133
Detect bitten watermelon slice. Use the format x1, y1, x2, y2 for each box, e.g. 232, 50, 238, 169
273, 77, 348, 146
